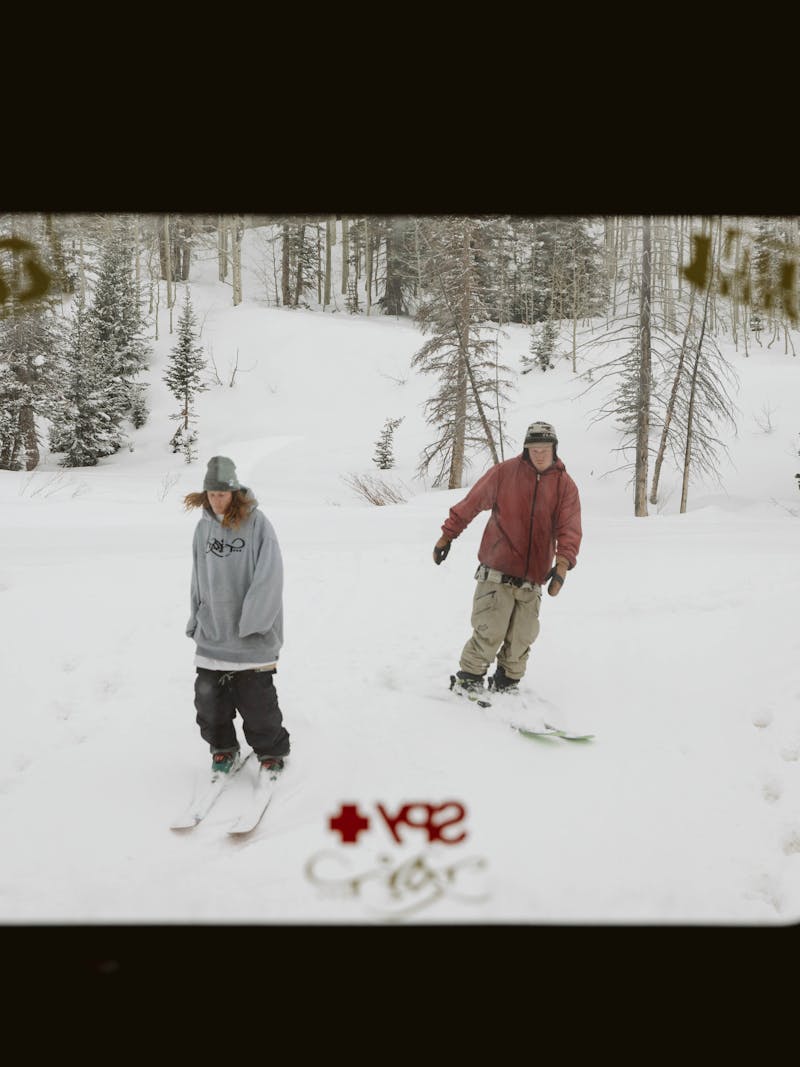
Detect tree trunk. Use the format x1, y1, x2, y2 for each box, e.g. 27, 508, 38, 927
383, 226, 402, 316
153, 240, 160, 341
159, 214, 169, 278
16, 362, 39, 470
649, 284, 697, 504
448, 226, 471, 489
634, 216, 652, 517
293, 224, 305, 307
662, 216, 676, 333
281, 224, 291, 306
571, 245, 578, 371
218, 216, 228, 282
341, 217, 349, 295
316, 225, 322, 305
175, 218, 191, 281
324, 218, 334, 308
364, 219, 372, 315
464, 351, 500, 466
450, 352, 467, 489
163, 215, 175, 332
680, 245, 715, 513
23, 410, 39, 470
455, 226, 500, 481
231, 216, 243, 306
42, 213, 71, 295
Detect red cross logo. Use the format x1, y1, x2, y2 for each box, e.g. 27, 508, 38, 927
329, 804, 370, 844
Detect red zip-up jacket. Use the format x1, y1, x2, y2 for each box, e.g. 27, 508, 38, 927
440, 452, 582, 585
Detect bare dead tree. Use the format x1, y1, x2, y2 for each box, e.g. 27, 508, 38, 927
650, 279, 698, 504
634, 216, 652, 516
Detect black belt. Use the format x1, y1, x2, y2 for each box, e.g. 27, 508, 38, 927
476, 564, 536, 589
500, 573, 528, 587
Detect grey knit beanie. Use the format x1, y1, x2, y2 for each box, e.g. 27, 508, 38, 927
523, 421, 558, 446
203, 456, 242, 492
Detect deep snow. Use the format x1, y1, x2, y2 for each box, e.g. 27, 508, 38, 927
2, 228, 799, 927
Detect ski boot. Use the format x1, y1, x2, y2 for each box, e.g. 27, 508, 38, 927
449, 670, 491, 707
487, 665, 520, 695
211, 747, 241, 774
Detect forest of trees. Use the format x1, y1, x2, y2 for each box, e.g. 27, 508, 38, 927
1, 213, 798, 512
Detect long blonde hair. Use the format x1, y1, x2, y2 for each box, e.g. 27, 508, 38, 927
184, 489, 257, 529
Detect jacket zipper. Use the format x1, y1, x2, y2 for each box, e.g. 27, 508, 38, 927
524, 471, 540, 580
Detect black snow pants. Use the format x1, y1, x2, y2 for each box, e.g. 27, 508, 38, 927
194, 667, 291, 761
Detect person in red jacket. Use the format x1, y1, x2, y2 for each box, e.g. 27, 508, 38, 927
433, 421, 582, 698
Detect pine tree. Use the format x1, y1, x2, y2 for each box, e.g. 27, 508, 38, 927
373, 417, 404, 469
525, 318, 557, 372
163, 289, 207, 463
411, 217, 511, 488
375, 219, 418, 317
0, 304, 64, 470
279, 221, 316, 308
0, 218, 66, 470
501, 217, 606, 326
90, 222, 151, 442
49, 291, 121, 467
346, 279, 361, 314
129, 383, 148, 429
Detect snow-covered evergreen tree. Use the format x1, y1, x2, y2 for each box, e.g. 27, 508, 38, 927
163, 289, 207, 463
525, 318, 558, 372
503, 217, 606, 325
0, 305, 63, 470
375, 219, 417, 317
49, 292, 121, 467
373, 417, 404, 469
89, 223, 151, 442
129, 383, 149, 429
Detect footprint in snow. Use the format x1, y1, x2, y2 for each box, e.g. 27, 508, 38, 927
378, 669, 400, 691
782, 828, 800, 856
752, 709, 774, 729
745, 872, 784, 914
54, 701, 73, 721
761, 776, 783, 804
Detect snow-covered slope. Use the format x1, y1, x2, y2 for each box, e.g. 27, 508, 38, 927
2, 230, 799, 926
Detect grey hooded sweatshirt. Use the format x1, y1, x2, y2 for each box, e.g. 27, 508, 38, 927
186, 492, 284, 665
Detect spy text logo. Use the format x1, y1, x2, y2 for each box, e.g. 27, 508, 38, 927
328, 801, 467, 845
305, 798, 489, 920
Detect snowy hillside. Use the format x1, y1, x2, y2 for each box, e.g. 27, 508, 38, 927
2, 229, 799, 930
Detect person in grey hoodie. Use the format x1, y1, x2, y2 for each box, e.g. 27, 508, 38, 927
184, 456, 290, 775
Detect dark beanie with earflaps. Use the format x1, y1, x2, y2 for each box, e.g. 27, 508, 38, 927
523, 421, 558, 459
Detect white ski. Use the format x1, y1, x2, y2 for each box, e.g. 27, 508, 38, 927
512, 722, 595, 742
170, 751, 253, 830
227, 763, 282, 836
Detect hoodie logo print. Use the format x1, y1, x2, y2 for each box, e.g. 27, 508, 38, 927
207, 536, 245, 558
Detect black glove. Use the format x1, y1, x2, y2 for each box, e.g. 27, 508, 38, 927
433, 538, 451, 565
